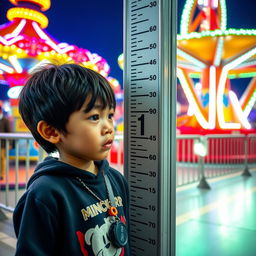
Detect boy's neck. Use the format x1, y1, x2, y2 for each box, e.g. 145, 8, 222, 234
87, 161, 98, 175
58, 156, 98, 175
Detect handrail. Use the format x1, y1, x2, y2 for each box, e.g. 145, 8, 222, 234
0, 132, 255, 212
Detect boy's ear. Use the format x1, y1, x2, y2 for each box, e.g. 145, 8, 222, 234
37, 120, 60, 144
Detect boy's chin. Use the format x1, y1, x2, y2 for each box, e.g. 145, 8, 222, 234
93, 153, 110, 161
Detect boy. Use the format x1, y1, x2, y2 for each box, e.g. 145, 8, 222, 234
13, 64, 130, 256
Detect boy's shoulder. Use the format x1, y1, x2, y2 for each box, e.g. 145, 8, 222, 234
26, 174, 67, 202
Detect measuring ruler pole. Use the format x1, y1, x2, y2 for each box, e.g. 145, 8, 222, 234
124, 0, 177, 255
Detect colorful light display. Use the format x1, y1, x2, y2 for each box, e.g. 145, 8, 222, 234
0, 0, 121, 131
177, 0, 256, 131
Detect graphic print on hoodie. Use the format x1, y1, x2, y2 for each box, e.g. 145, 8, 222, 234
13, 156, 130, 256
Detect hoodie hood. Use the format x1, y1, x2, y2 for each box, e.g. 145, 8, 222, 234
27, 156, 109, 188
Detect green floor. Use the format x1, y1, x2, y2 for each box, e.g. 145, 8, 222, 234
176, 170, 256, 256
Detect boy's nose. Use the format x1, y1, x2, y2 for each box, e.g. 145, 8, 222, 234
102, 121, 113, 135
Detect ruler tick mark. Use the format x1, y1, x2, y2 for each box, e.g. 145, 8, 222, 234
131, 235, 148, 242
131, 171, 148, 175
131, 30, 149, 36
131, 5, 149, 12
130, 185, 148, 191
131, 47, 149, 52
131, 19, 149, 25
130, 219, 148, 226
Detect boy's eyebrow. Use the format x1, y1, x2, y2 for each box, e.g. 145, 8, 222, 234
82, 104, 105, 113
93, 104, 103, 109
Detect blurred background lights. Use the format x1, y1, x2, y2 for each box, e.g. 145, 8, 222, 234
193, 139, 208, 157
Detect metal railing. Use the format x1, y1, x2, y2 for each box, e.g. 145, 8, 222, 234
0, 133, 45, 211
0, 132, 255, 211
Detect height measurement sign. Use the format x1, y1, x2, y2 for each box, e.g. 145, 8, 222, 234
124, 0, 176, 255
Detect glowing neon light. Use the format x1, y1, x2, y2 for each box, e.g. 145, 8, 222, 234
217, 67, 241, 129
244, 90, 256, 117
180, 0, 194, 35
178, 28, 256, 40
9, 0, 51, 11
213, 0, 219, 9
8, 56, 23, 73
0, 63, 14, 73
240, 77, 256, 108
58, 43, 69, 48
7, 7, 48, 28
219, 0, 227, 30
229, 91, 251, 129
213, 37, 224, 66
187, 105, 194, 116
236, 60, 256, 69
7, 86, 23, 99
0, 35, 24, 46
118, 53, 124, 70
238, 73, 256, 78
45, 40, 75, 54
216, 46, 256, 129
91, 53, 102, 64
177, 68, 209, 129
177, 48, 206, 69
4, 19, 26, 40
208, 66, 216, 129
32, 21, 51, 41
225, 47, 256, 68
180, 0, 227, 35
32, 22, 75, 54
178, 63, 202, 71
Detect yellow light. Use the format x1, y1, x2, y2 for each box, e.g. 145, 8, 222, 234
83, 62, 99, 72
7, 7, 48, 28
17, 48, 24, 54
9, 0, 50, 11
118, 53, 124, 70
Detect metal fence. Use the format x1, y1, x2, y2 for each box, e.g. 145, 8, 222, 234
0, 132, 256, 211
176, 134, 256, 188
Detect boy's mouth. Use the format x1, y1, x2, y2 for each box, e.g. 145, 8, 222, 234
102, 139, 113, 149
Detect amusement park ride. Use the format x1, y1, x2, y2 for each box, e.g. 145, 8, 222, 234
0, 0, 255, 135
0, 0, 122, 132
176, 0, 256, 133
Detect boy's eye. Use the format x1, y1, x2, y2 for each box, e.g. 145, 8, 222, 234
108, 113, 114, 119
88, 115, 99, 121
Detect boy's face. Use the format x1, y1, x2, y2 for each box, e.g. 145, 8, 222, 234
57, 97, 115, 169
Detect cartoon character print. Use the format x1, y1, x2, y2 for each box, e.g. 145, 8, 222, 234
77, 216, 125, 256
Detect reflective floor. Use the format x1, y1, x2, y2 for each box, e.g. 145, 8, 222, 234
0, 169, 256, 255
176, 169, 256, 256
0, 210, 16, 256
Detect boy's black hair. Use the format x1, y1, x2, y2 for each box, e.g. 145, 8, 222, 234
19, 63, 116, 153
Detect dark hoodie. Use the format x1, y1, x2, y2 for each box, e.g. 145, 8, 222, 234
13, 156, 130, 256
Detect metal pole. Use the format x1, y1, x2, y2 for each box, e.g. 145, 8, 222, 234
242, 135, 251, 176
